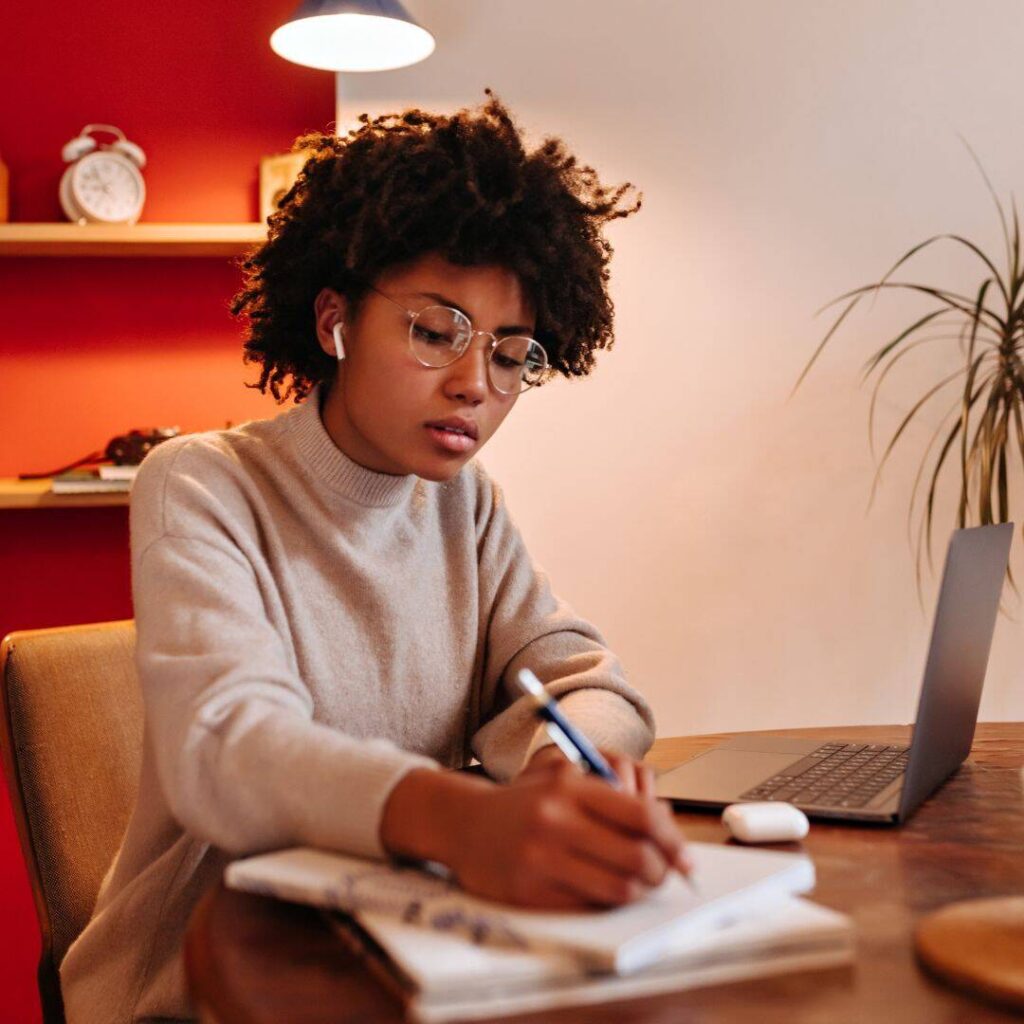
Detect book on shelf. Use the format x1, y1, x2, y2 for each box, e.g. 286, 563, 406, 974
225, 843, 853, 1022
98, 463, 139, 481
51, 470, 133, 494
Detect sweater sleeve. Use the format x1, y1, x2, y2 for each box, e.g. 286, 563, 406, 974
130, 440, 438, 860
468, 469, 655, 780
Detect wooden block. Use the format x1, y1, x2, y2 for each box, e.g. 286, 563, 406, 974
915, 896, 1024, 1011
259, 151, 313, 226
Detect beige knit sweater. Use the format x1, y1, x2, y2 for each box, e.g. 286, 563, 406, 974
59, 386, 655, 1023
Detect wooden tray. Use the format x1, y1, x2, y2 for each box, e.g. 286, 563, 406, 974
916, 897, 1024, 1011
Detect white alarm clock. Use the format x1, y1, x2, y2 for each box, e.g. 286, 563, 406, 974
59, 124, 147, 225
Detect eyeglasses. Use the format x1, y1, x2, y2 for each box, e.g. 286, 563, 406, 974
367, 284, 549, 395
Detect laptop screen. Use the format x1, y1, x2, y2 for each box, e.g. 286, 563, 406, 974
898, 523, 1013, 820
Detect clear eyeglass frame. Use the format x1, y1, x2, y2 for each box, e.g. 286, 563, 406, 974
367, 284, 549, 395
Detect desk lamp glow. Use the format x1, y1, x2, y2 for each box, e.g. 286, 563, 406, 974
270, 0, 435, 72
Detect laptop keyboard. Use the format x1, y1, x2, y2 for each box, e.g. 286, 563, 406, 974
739, 742, 910, 809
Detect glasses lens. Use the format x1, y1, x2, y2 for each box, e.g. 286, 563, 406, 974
490, 336, 548, 394
409, 306, 471, 367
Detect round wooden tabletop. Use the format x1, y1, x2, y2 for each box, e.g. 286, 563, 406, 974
185, 724, 1024, 1023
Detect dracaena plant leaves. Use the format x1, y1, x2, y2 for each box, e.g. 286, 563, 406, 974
796, 153, 1021, 594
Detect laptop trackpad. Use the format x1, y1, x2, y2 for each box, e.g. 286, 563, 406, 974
655, 750, 799, 804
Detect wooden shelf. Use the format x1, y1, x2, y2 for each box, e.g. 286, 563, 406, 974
0, 222, 266, 257
0, 478, 130, 509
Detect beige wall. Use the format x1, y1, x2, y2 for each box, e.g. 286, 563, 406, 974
338, 0, 1024, 736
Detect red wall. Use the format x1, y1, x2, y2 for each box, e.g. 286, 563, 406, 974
0, 3, 333, 1018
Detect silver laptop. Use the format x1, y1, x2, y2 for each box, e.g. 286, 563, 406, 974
656, 524, 1013, 823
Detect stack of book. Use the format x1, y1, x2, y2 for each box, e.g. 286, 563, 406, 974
50, 464, 138, 495
226, 843, 854, 1022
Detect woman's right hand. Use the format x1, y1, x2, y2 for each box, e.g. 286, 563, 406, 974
381, 760, 690, 910
453, 757, 689, 909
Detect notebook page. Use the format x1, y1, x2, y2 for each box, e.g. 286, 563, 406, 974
225, 841, 815, 973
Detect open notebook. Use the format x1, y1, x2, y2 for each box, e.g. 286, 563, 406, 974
336, 893, 853, 1023
226, 843, 852, 1020
225, 841, 817, 973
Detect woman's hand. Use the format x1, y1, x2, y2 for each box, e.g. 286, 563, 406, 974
452, 755, 688, 909
381, 752, 691, 911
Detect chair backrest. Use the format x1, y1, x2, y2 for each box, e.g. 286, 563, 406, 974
0, 620, 142, 1024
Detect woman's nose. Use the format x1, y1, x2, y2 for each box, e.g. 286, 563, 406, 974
442, 333, 491, 404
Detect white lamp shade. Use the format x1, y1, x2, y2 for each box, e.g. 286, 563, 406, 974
270, 0, 435, 72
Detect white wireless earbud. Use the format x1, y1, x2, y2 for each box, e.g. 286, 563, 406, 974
332, 322, 346, 361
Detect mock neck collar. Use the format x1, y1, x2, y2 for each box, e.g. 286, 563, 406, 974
287, 386, 418, 508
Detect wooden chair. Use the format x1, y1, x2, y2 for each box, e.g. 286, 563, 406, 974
0, 621, 142, 1024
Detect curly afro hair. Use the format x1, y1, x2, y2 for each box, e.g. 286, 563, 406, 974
232, 91, 641, 403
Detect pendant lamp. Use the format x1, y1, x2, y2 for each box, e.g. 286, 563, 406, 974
271, 0, 435, 72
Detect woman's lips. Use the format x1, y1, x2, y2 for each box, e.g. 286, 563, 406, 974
425, 425, 477, 453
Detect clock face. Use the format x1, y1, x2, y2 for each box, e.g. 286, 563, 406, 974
68, 150, 145, 224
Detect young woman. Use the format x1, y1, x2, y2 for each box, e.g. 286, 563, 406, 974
61, 94, 689, 1023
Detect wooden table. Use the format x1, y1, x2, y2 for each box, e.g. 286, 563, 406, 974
185, 724, 1024, 1023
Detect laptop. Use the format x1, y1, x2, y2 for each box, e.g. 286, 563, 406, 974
656, 523, 1013, 823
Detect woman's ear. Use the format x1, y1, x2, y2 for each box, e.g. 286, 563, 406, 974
314, 288, 348, 360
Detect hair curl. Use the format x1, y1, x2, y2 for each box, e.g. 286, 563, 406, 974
232, 91, 641, 403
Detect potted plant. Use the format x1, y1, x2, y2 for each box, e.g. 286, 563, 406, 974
796, 164, 1022, 588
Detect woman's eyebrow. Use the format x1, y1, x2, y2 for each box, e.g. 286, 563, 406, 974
413, 291, 534, 335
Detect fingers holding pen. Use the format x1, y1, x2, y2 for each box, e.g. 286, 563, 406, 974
513, 808, 663, 906
603, 751, 657, 800
573, 770, 690, 875
559, 814, 672, 889
447, 758, 693, 910
542, 848, 653, 908
511, 672, 691, 879
628, 761, 691, 873
535, 760, 687, 875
